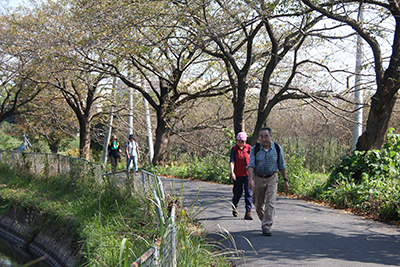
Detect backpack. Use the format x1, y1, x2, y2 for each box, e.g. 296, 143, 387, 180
109, 141, 119, 150
253, 142, 281, 166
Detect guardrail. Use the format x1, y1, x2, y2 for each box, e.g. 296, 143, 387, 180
103, 170, 177, 267
0, 150, 102, 180
131, 170, 177, 267
131, 203, 176, 267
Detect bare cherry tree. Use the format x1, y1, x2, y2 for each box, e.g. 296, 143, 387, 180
302, 0, 400, 151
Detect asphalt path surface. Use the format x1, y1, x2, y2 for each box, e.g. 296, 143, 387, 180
160, 176, 400, 267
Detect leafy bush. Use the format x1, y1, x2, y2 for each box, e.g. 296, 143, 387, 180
326, 128, 400, 185
0, 122, 21, 150
315, 128, 400, 221
280, 154, 327, 196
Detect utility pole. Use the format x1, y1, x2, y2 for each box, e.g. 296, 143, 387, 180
352, 6, 364, 151
127, 86, 133, 137
143, 96, 154, 163
101, 79, 116, 166
140, 76, 154, 164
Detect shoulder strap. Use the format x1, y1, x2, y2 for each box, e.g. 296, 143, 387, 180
275, 142, 280, 166
254, 143, 261, 165
254, 142, 261, 155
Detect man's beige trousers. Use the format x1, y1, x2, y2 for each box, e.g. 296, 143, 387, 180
253, 172, 278, 229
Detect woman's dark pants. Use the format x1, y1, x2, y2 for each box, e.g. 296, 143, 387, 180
232, 176, 252, 211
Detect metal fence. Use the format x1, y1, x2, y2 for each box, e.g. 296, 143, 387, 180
131, 204, 176, 267
128, 170, 176, 267
103, 170, 177, 267
0, 150, 102, 180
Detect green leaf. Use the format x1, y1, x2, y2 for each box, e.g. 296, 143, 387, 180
119, 238, 128, 267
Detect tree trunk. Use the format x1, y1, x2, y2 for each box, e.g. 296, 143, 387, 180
152, 79, 173, 167
47, 133, 61, 154
152, 111, 171, 167
249, 19, 279, 145
233, 77, 246, 135
49, 143, 59, 154
250, 91, 275, 145
356, 15, 400, 151
78, 116, 91, 160
356, 86, 398, 151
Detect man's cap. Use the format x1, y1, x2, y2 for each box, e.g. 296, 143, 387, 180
129, 134, 135, 140
236, 132, 247, 141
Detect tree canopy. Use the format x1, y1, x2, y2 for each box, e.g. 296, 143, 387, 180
0, 0, 397, 163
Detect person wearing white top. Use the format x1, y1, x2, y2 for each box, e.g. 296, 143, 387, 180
126, 134, 140, 172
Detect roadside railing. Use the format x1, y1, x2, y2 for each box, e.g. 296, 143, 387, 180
0, 150, 102, 180
131, 203, 176, 267
130, 170, 176, 267
103, 170, 177, 267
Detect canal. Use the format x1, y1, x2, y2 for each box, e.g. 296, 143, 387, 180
0, 236, 49, 267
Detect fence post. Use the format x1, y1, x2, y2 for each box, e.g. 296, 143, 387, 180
156, 175, 165, 201
141, 171, 146, 191
34, 153, 37, 174
57, 154, 61, 174
154, 242, 160, 267
153, 189, 165, 225
171, 204, 177, 267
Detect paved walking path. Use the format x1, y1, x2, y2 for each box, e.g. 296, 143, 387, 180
160, 176, 400, 267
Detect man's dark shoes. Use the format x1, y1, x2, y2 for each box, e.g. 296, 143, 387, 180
244, 210, 253, 220
232, 207, 238, 217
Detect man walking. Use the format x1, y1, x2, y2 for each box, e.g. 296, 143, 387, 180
230, 132, 253, 220
248, 127, 289, 236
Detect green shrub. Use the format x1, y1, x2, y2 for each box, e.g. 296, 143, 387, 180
326, 128, 400, 186
0, 122, 21, 150
314, 128, 400, 221
279, 154, 327, 196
